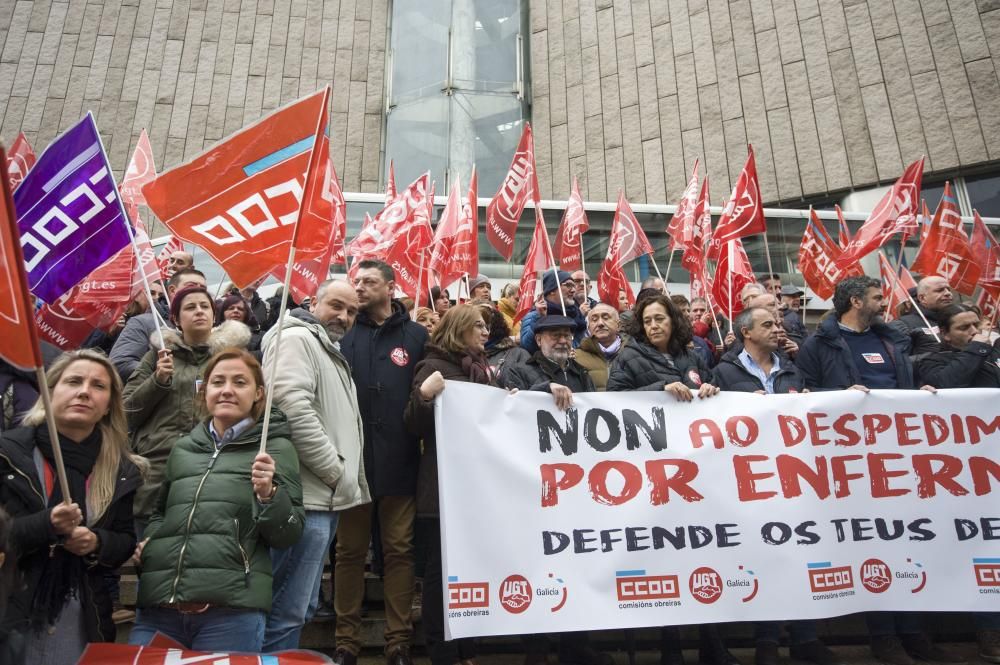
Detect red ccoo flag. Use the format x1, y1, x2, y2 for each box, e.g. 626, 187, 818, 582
711, 239, 754, 320
911, 181, 980, 295
836, 158, 923, 268
513, 208, 555, 323
667, 159, 699, 253
681, 177, 711, 276
142, 88, 334, 287
382, 178, 436, 301
798, 208, 863, 300
708, 146, 766, 260
0, 148, 44, 369
976, 285, 1000, 324
5, 132, 36, 192
970, 210, 1000, 286
879, 253, 917, 322
553, 177, 590, 272
596, 192, 654, 308
348, 172, 433, 268
486, 122, 540, 261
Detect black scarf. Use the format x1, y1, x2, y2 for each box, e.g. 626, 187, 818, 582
31, 424, 102, 630
461, 348, 493, 385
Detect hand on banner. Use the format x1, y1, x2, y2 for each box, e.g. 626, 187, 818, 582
848, 384, 870, 393
550, 384, 574, 411
664, 382, 694, 401
64, 526, 99, 556
420, 371, 446, 400
697, 383, 721, 399
51, 503, 83, 535
154, 349, 174, 385
920, 385, 938, 394
252, 453, 276, 502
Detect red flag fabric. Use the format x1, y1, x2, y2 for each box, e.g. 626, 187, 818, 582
798, 208, 864, 300
553, 176, 589, 272
329, 160, 348, 266
120, 130, 156, 207
514, 207, 554, 323
66, 248, 134, 328
879, 253, 916, 322
486, 122, 540, 261
598, 262, 634, 311
910, 181, 980, 295
36, 292, 96, 351
708, 146, 766, 260
382, 183, 436, 301
971, 210, 1000, 286
919, 200, 932, 243
681, 177, 711, 275
142, 88, 333, 287
78, 641, 332, 664
836, 205, 851, 250
666, 160, 699, 253
156, 236, 185, 277
463, 168, 479, 278
349, 173, 432, 262
711, 239, 754, 319
836, 158, 924, 268
5, 132, 36, 193
429, 173, 478, 289
0, 148, 43, 369
975, 285, 1000, 324
608, 191, 655, 266
386, 159, 398, 203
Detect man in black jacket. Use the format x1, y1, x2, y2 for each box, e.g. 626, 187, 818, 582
505, 315, 595, 408
796, 277, 957, 665
335, 260, 429, 665
889, 275, 953, 359
714, 307, 806, 394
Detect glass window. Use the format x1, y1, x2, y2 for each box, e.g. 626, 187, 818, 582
965, 173, 1000, 218
388, 0, 450, 105
385, 97, 451, 189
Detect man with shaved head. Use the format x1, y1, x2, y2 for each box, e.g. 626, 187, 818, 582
890, 275, 954, 359
165, 250, 194, 277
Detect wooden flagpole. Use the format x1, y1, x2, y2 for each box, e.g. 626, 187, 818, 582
664, 249, 675, 290
260, 87, 330, 454
761, 231, 776, 283
34, 368, 73, 503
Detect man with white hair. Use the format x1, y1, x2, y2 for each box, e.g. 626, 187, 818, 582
889, 275, 954, 359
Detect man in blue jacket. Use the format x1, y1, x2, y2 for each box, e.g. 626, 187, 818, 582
795, 276, 958, 665
520, 270, 587, 353
335, 260, 429, 665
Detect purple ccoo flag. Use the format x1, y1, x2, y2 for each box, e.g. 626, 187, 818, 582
13, 113, 132, 304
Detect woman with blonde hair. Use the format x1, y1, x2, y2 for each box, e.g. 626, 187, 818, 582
0, 349, 146, 665
405, 304, 494, 665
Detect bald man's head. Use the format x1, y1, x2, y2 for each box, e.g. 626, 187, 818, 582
917, 276, 953, 311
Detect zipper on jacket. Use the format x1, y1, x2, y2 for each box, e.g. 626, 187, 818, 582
0, 451, 44, 504
233, 517, 251, 584
169, 447, 222, 603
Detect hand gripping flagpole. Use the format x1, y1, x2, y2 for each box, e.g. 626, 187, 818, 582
879, 250, 941, 343
0, 147, 72, 503
260, 87, 331, 454
91, 112, 166, 352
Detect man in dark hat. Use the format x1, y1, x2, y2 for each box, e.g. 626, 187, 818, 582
518, 270, 587, 354
504, 315, 595, 408
780, 284, 808, 344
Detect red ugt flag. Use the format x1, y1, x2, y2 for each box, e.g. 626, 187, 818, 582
5, 132, 36, 192
382, 178, 435, 301
486, 122, 539, 261
910, 181, 980, 295
553, 176, 589, 272
681, 177, 711, 276
348, 172, 432, 265
836, 158, 924, 268
142, 88, 334, 287
798, 208, 863, 300
711, 239, 754, 319
514, 208, 554, 323
0, 148, 44, 369
708, 145, 766, 260
596, 192, 654, 308
429, 171, 479, 290
120, 129, 156, 207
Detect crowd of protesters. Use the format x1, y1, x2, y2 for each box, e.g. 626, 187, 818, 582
0, 252, 998, 665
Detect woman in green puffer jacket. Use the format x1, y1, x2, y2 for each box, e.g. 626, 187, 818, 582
128, 348, 304, 653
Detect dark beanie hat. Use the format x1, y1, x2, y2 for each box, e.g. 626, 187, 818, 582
541, 270, 573, 295
170, 285, 216, 324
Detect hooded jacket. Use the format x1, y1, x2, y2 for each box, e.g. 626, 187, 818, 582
916, 341, 1000, 388
261, 309, 370, 511
796, 315, 914, 390
0, 426, 142, 647
137, 410, 304, 612
713, 347, 806, 393
339, 300, 429, 497
606, 340, 712, 392
124, 320, 251, 520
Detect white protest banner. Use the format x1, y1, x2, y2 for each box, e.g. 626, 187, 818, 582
435, 383, 1000, 639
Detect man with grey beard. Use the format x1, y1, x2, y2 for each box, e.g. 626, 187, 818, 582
261, 280, 371, 652
503, 315, 595, 409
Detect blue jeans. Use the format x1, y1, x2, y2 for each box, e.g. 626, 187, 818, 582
756, 620, 818, 645
263, 510, 340, 652
128, 607, 265, 652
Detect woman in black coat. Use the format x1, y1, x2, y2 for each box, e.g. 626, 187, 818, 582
917, 304, 1000, 388
404, 304, 495, 665
607, 293, 720, 400
0, 349, 146, 665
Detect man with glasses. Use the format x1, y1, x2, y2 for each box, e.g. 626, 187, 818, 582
571, 269, 597, 312
504, 315, 595, 406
